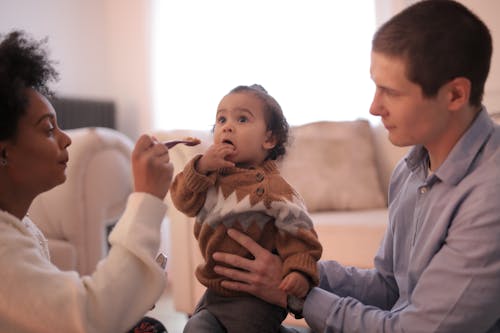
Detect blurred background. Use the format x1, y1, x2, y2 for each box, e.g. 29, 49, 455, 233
1, 0, 499, 139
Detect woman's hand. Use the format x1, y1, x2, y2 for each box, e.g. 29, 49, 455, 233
212, 229, 287, 308
132, 135, 174, 199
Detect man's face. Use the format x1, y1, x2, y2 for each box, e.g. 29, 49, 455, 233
369, 51, 451, 150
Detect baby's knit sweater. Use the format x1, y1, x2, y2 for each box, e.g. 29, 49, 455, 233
170, 155, 322, 296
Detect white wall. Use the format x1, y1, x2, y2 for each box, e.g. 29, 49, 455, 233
1, 0, 499, 140
0, 0, 152, 139
460, 0, 500, 113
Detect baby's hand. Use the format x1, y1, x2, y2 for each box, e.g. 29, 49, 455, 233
196, 143, 235, 174
279, 271, 310, 298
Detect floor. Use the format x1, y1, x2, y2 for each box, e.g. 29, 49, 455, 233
145, 286, 311, 333
145, 286, 188, 333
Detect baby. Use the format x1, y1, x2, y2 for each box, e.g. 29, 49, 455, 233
170, 84, 322, 333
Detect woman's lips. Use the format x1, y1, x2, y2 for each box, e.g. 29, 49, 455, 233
59, 156, 69, 167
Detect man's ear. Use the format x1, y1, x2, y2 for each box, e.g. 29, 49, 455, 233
263, 130, 277, 150
446, 77, 471, 111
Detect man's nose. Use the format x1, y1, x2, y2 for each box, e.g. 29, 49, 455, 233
369, 90, 385, 117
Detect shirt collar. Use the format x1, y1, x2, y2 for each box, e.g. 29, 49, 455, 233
405, 107, 495, 185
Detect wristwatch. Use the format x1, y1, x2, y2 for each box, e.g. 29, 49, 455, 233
286, 294, 306, 319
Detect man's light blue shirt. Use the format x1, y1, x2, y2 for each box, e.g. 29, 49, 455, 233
304, 109, 500, 332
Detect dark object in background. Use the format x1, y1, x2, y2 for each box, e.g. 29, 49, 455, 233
50, 97, 116, 130
127, 316, 168, 333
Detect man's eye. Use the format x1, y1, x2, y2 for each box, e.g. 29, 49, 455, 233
383, 88, 400, 97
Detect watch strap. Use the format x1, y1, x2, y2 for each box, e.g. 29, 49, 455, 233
286, 294, 305, 319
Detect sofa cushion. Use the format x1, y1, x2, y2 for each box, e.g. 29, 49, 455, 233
278, 120, 386, 212
491, 112, 500, 124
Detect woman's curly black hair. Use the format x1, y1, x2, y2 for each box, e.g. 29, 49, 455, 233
0, 30, 58, 140
228, 84, 289, 160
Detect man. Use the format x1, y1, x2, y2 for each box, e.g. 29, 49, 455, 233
211, 1, 500, 332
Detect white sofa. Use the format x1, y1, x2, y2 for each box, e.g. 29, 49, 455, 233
153, 119, 409, 327
28, 127, 134, 275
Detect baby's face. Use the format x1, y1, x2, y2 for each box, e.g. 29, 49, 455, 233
214, 92, 275, 168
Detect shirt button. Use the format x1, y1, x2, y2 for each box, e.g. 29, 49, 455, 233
256, 173, 264, 182
420, 187, 428, 194
256, 187, 265, 196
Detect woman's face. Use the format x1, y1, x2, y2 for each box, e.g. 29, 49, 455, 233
3, 88, 71, 197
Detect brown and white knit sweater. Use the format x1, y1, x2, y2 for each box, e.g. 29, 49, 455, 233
170, 155, 322, 296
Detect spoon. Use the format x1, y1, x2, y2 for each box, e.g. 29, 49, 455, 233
163, 137, 201, 149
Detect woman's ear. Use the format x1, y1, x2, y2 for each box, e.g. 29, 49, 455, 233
263, 130, 277, 150
0, 147, 7, 166
446, 77, 471, 111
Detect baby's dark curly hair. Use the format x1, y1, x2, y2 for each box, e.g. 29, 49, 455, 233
228, 84, 289, 160
0, 30, 58, 140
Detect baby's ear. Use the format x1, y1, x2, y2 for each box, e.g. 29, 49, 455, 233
263, 130, 277, 150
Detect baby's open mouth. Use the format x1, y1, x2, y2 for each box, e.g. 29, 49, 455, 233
222, 139, 234, 147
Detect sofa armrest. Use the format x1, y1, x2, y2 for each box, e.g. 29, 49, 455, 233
29, 127, 134, 274
46, 238, 77, 271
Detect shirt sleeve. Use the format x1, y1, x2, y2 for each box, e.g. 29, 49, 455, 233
0, 192, 167, 333
303, 180, 500, 333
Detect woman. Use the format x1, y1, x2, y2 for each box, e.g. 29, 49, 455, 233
0, 30, 173, 332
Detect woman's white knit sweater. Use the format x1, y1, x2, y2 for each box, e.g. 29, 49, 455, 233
0, 193, 167, 333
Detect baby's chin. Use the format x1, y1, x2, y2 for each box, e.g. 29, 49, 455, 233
225, 155, 240, 165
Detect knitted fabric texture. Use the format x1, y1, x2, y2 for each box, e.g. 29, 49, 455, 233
170, 155, 322, 296
128, 316, 167, 333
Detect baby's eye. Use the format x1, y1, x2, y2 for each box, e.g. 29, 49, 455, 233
217, 116, 226, 124
238, 116, 248, 123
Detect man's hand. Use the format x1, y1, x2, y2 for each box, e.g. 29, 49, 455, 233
212, 229, 287, 308
132, 135, 173, 199
196, 143, 235, 174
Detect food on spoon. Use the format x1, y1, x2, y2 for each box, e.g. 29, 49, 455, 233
164, 137, 201, 149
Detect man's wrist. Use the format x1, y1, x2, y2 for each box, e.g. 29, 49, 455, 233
286, 288, 312, 319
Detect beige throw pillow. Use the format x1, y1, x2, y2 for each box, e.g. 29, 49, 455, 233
278, 120, 386, 212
